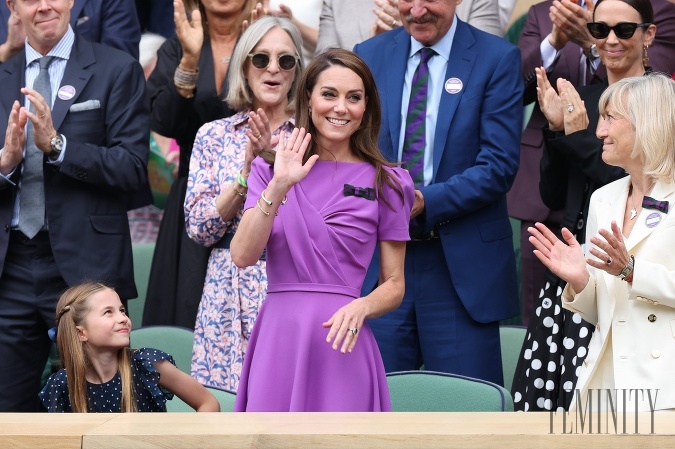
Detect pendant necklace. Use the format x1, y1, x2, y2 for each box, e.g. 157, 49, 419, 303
629, 185, 638, 220
221, 55, 232, 64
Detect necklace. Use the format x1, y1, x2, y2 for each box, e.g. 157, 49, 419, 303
220, 55, 231, 64
629, 181, 656, 220
629, 191, 638, 220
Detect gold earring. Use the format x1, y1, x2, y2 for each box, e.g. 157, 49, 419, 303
643, 44, 650, 68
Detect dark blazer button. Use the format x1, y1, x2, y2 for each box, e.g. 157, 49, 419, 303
648, 314, 657, 323
4, 224, 9, 232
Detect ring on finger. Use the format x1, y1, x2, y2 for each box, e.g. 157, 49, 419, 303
567, 104, 574, 113
391, 19, 397, 27
39, 111, 46, 119
348, 328, 358, 336
606, 257, 612, 265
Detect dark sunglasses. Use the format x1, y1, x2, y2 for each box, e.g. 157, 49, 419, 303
248, 53, 299, 71
587, 22, 652, 39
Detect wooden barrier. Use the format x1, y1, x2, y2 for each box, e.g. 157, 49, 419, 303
2, 412, 674, 449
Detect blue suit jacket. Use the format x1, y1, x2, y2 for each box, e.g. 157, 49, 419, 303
354, 20, 522, 323
0, 37, 150, 299
0, 0, 140, 59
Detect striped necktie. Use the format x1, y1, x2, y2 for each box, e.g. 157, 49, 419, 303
402, 47, 435, 188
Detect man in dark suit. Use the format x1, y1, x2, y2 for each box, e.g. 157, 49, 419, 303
355, 0, 522, 385
0, 0, 140, 62
0, 0, 149, 411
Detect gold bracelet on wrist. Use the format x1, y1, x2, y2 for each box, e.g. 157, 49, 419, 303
232, 183, 247, 197
256, 197, 276, 216
260, 188, 288, 207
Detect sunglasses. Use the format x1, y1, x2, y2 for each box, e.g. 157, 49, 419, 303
248, 53, 300, 71
586, 22, 652, 39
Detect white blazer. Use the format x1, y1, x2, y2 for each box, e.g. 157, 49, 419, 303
563, 176, 675, 411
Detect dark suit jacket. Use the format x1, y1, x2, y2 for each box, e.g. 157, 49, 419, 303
355, 21, 522, 323
0, 37, 150, 299
508, 0, 675, 223
0, 0, 140, 59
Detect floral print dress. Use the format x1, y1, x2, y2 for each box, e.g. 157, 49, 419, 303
185, 110, 294, 391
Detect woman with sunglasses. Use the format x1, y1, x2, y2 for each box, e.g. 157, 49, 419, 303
230, 49, 414, 411
142, 0, 257, 330
184, 16, 304, 392
512, 0, 656, 412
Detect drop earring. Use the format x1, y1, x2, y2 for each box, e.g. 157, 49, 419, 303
643, 44, 650, 68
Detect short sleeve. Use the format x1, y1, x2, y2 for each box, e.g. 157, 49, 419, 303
39, 369, 72, 412
243, 157, 275, 212
377, 167, 414, 241
133, 347, 177, 410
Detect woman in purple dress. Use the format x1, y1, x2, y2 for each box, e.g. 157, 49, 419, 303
231, 49, 414, 411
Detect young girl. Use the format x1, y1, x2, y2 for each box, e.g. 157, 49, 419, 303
39, 282, 219, 412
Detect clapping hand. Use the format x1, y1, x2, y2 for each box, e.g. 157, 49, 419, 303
528, 222, 589, 293
559, 80, 589, 134
174, 0, 204, 62
535, 67, 565, 132
370, 0, 402, 36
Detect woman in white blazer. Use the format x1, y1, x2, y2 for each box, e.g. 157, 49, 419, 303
529, 74, 675, 412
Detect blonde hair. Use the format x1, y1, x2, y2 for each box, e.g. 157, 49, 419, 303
55, 282, 136, 413
598, 74, 675, 182
225, 16, 304, 111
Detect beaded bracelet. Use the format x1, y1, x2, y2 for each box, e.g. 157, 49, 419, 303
236, 171, 248, 188
174, 64, 198, 91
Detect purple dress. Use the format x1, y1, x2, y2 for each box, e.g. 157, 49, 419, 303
234, 159, 414, 411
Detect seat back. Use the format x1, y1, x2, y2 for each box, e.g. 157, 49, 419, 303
129, 242, 155, 329
386, 370, 514, 412
166, 386, 237, 412
500, 325, 527, 391
130, 326, 193, 375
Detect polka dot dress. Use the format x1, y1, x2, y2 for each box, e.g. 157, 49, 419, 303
511, 274, 594, 411
39, 348, 175, 412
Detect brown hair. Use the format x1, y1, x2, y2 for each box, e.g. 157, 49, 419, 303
55, 282, 136, 413
294, 48, 403, 208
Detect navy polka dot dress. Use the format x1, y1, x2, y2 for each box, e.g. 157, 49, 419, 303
39, 348, 176, 412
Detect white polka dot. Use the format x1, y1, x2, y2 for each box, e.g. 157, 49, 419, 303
579, 327, 589, 338
524, 402, 530, 411
524, 349, 532, 360
514, 392, 522, 402
575, 366, 582, 376
552, 323, 559, 334
563, 337, 575, 349
534, 378, 544, 389
572, 313, 582, 324
536, 306, 541, 317
563, 381, 574, 391
577, 346, 587, 358
544, 399, 553, 410
561, 365, 566, 374
549, 342, 558, 353
556, 286, 563, 296
554, 305, 561, 315
532, 359, 542, 370
546, 380, 555, 391
542, 298, 552, 309
536, 397, 546, 408
547, 361, 556, 372
543, 317, 554, 328
532, 341, 539, 351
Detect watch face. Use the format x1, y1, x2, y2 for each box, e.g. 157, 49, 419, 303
590, 44, 599, 58
51, 134, 63, 152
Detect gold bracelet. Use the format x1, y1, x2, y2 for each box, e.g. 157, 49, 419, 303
256, 197, 275, 216
260, 188, 288, 206
232, 183, 246, 197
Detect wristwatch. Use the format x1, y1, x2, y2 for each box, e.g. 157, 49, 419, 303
584, 43, 599, 61
49, 133, 64, 160
618, 255, 635, 281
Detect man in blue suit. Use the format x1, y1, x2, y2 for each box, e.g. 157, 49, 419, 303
354, 0, 523, 385
0, 0, 140, 62
0, 0, 148, 411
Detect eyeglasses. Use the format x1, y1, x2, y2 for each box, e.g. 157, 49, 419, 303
247, 53, 300, 71
587, 22, 652, 40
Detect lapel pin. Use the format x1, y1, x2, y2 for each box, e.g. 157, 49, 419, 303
58, 85, 76, 101
645, 212, 662, 228
444, 77, 462, 94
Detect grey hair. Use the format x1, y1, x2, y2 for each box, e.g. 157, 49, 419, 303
225, 16, 304, 112
598, 73, 675, 182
